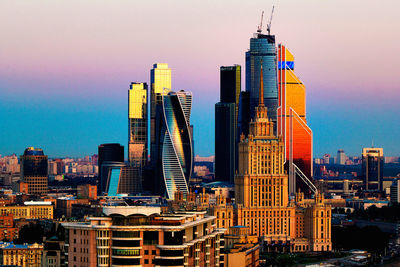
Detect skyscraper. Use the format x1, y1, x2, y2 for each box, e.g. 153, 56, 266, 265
101, 162, 142, 196
245, 31, 278, 130
220, 65, 241, 125
277, 44, 313, 194
128, 82, 147, 193
362, 147, 384, 191
215, 102, 235, 183
238, 91, 251, 137
155, 90, 193, 199
20, 147, 48, 195
215, 65, 241, 183
98, 143, 124, 194
150, 63, 171, 160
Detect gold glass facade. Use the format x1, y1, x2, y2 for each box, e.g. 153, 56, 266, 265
150, 63, 172, 159
128, 82, 147, 167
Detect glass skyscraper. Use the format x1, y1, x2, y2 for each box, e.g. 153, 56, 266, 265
98, 143, 124, 194
245, 33, 278, 132
128, 82, 147, 193
215, 65, 241, 183
277, 44, 313, 194
156, 90, 193, 199
150, 63, 171, 161
362, 147, 384, 191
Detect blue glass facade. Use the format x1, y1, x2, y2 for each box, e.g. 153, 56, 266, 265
159, 91, 193, 199
245, 34, 278, 129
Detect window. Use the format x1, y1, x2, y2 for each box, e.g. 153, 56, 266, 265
144, 250, 149, 255
145, 259, 149, 264
152, 250, 156, 255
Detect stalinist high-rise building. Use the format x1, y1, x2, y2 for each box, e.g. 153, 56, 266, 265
214, 66, 332, 252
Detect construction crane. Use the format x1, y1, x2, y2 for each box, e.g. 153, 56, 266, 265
257, 11, 264, 33
266, 6, 275, 35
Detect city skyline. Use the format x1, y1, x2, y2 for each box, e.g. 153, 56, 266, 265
1, 0, 399, 158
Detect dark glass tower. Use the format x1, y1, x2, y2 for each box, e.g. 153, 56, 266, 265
98, 143, 124, 194
20, 147, 48, 195
155, 90, 193, 199
238, 91, 251, 138
215, 65, 241, 183
245, 33, 278, 132
215, 102, 235, 183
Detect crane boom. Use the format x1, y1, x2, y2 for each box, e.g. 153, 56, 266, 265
257, 11, 264, 33
267, 6, 274, 35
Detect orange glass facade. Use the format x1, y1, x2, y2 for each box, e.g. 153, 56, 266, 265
277, 45, 313, 193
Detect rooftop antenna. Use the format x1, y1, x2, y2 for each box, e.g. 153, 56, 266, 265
257, 11, 264, 33
267, 6, 275, 35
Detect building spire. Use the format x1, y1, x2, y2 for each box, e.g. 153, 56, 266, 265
259, 62, 264, 106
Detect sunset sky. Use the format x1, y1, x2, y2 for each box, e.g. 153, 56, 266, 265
1, 0, 399, 158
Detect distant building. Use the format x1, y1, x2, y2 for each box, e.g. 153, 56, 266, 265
336, 149, 346, 165
42, 236, 65, 267
0, 242, 43, 267
77, 184, 97, 200
323, 154, 331, 164
20, 147, 48, 195
390, 179, 400, 203
362, 147, 384, 191
0, 202, 53, 219
62, 206, 225, 267
0, 215, 18, 241
98, 143, 124, 194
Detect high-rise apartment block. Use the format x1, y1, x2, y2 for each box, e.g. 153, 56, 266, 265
151, 90, 193, 199
336, 149, 346, 165
277, 44, 313, 194
215, 65, 241, 183
390, 179, 400, 203
98, 143, 124, 194
62, 206, 225, 267
20, 147, 48, 195
362, 147, 384, 191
